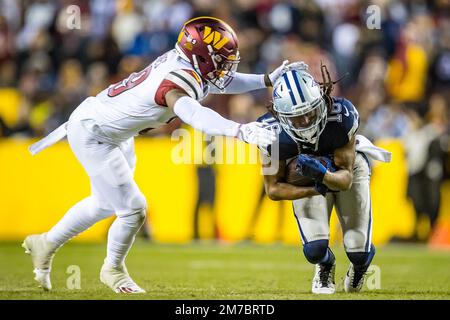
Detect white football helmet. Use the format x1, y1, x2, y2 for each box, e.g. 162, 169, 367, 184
272, 69, 327, 145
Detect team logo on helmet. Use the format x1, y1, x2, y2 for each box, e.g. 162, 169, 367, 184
202, 26, 230, 50
175, 16, 240, 91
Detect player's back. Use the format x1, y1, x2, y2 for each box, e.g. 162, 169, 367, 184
77, 49, 204, 143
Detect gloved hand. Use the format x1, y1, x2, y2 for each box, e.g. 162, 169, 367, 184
285, 61, 309, 72
318, 155, 336, 173
267, 60, 289, 86
296, 154, 328, 182
266, 60, 309, 86
236, 122, 277, 148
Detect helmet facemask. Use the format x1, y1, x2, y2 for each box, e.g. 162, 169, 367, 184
277, 97, 327, 145
271, 69, 328, 147
196, 46, 240, 91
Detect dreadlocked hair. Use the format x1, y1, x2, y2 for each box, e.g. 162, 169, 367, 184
267, 103, 277, 118
318, 62, 348, 112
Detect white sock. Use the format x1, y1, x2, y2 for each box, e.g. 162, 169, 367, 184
106, 210, 145, 267
46, 197, 113, 247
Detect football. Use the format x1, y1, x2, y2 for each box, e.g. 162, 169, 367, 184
284, 157, 315, 186
284, 155, 335, 186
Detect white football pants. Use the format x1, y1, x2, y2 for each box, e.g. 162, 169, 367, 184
292, 152, 373, 253
46, 98, 146, 267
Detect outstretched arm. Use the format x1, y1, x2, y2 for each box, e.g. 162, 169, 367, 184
209, 61, 308, 94
215, 72, 266, 94
165, 89, 276, 147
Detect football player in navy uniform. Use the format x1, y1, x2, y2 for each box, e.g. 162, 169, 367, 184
258, 64, 391, 294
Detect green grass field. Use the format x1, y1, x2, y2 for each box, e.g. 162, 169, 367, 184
0, 241, 449, 300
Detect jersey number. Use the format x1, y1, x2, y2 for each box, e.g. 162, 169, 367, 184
328, 102, 347, 122
107, 66, 152, 97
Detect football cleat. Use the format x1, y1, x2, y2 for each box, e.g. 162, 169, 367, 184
22, 233, 59, 291
100, 259, 146, 294
312, 260, 336, 294
344, 263, 366, 293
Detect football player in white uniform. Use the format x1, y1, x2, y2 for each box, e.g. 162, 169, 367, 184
258, 65, 391, 294
23, 16, 300, 294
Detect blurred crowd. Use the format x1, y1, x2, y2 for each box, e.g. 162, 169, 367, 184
0, 0, 449, 239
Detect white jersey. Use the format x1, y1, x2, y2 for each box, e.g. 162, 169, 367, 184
29, 48, 264, 156
76, 49, 208, 143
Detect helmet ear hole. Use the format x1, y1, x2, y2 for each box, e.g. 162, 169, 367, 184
198, 56, 206, 63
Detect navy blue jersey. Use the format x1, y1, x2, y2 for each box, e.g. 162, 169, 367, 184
257, 97, 359, 160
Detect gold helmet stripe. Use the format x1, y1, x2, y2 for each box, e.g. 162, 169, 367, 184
183, 16, 237, 39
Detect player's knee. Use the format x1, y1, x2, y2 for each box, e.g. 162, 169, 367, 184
133, 208, 147, 227
116, 191, 147, 222
119, 208, 147, 229
303, 240, 329, 264
129, 191, 147, 212
346, 244, 376, 268
343, 230, 366, 252
129, 193, 147, 226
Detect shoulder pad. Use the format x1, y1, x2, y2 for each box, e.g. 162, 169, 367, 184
330, 97, 359, 140
164, 69, 204, 100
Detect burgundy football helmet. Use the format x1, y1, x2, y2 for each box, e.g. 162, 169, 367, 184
175, 16, 240, 91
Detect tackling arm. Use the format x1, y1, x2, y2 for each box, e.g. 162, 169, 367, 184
208, 72, 267, 94
322, 135, 356, 191
262, 153, 319, 201
166, 89, 240, 136
209, 61, 308, 94
165, 89, 276, 147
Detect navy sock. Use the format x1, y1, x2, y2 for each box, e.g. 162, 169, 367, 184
346, 244, 376, 272
320, 248, 335, 267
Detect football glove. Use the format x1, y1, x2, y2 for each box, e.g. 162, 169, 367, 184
286, 61, 309, 72
296, 154, 328, 182
236, 122, 277, 148
267, 60, 309, 86
320, 155, 335, 173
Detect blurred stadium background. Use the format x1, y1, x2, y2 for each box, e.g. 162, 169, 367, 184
0, 0, 450, 251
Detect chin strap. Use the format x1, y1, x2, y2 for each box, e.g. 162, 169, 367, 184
174, 43, 190, 62
191, 55, 201, 76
